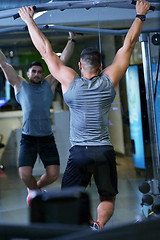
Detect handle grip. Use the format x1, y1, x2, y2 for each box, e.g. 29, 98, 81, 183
131, 0, 155, 11
13, 6, 37, 20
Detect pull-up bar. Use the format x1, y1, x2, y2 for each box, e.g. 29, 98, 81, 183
0, 25, 159, 36
0, 0, 159, 20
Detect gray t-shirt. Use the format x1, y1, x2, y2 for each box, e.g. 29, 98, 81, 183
16, 80, 54, 136
63, 73, 116, 146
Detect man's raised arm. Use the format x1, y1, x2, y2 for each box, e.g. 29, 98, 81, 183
104, 0, 150, 88
18, 7, 77, 92
45, 32, 77, 87
0, 49, 23, 88
60, 32, 77, 65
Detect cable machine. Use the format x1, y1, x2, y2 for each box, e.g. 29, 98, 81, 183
0, 0, 160, 217
138, 32, 160, 216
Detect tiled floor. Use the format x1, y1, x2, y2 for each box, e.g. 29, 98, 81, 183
0, 155, 148, 231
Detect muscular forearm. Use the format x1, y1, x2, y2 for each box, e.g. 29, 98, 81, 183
123, 17, 143, 50
19, 7, 52, 59
60, 39, 75, 65
0, 50, 8, 68
27, 18, 51, 58
0, 50, 21, 86
123, 0, 150, 51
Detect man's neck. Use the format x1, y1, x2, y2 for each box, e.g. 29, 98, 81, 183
29, 79, 44, 85
81, 72, 98, 80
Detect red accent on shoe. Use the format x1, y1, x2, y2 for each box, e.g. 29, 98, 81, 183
26, 188, 47, 206
90, 221, 103, 231
26, 189, 37, 206
26, 190, 32, 206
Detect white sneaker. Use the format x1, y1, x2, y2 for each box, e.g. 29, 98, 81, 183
26, 188, 37, 206
90, 221, 103, 231
26, 188, 47, 206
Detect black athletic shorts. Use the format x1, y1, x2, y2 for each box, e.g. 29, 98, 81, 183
18, 134, 60, 168
61, 145, 118, 197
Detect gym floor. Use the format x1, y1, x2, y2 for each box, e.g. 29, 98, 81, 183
0, 155, 147, 230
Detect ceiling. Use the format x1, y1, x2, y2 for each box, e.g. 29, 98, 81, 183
0, 0, 159, 53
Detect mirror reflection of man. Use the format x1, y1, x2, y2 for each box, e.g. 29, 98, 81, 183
0, 33, 76, 206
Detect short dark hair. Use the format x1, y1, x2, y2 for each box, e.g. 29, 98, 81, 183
80, 47, 102, 70
27, 61, 44, 71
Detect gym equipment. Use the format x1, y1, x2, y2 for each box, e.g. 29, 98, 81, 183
0, 0, 159, 20
30, 187, 91, 226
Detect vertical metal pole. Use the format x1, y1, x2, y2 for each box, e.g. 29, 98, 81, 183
139, 33, 160, 181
